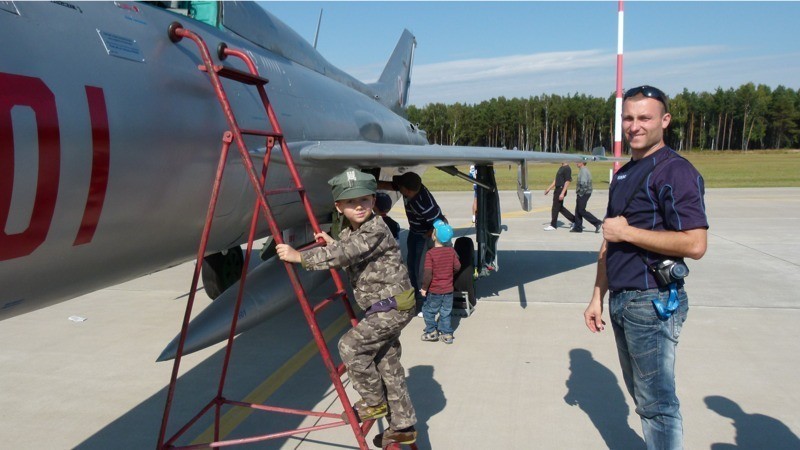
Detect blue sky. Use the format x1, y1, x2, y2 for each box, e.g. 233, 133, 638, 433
259, 1, 800, 106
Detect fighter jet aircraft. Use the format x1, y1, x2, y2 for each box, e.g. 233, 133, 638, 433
0, 1, 605, 354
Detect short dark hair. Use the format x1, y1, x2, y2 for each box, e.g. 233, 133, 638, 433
624, 85, 669, 113
374, 192, 392, 212
392, 172, 422, 191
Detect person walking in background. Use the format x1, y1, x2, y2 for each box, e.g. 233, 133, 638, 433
543, 162, 576, 231
583, 85, 708, 450
571, 161, 604, 233
419, 220, 460, 345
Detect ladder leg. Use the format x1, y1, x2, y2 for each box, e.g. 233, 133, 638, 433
214, 138, 272, 402
158, 133, 234, 449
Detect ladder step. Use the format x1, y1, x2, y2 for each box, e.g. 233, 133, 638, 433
199, 64, 269, 86
313, 291, 347, 315
241, 128, 283, 138
263, 187, 303, 196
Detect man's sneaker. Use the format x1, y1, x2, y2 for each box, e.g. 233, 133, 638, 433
416, 311, 423, 318
543, 225, 556, 231
421, 331, 439, 342
595, 224, 602, 233
439, 333, 454, 344
569, 227, 583, 233
373, 426, 417, 447
341, 399, 387, 424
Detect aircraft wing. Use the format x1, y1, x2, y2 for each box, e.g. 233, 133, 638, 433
294, 141, 611, 168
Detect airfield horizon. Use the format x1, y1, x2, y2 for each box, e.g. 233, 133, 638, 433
423, 149, 800, 191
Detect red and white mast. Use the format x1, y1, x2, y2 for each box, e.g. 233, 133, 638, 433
613, 0, 624, 173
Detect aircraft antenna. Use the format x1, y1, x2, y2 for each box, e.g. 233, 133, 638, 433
313, 8, 323, 49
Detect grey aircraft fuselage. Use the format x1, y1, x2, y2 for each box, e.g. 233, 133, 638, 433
0, 1, 425, 319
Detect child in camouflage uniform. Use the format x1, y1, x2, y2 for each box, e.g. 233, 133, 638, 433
276, 168, 417, 447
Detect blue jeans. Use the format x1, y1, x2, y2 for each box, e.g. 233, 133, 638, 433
422, 292, 453, 335
406, 231, 428, 308
609, 286, 689, 450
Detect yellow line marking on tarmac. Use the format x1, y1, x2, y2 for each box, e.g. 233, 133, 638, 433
191, 313, 351, 444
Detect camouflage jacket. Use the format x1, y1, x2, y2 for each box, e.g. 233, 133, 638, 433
301, 215, 413, 311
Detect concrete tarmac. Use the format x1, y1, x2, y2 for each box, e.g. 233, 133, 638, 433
1, 188, 799, 449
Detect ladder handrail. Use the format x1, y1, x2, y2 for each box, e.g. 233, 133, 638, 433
218, 45, 358, 326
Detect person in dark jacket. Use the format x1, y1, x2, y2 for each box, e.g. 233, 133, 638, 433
543, 162, 576, 230
571, 161, 604, 233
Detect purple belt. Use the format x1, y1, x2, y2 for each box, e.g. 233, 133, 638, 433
365, 297, 397, 317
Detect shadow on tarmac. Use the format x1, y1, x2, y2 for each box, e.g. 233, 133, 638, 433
75, 283, 353, 449
404, 365, 444, 450
705, 395, 800, 449
564, 349, 646, 449
477, 250, 599, 307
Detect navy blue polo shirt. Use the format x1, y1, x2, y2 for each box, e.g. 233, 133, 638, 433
404, 184, 445, 234
606, 146, 708, 291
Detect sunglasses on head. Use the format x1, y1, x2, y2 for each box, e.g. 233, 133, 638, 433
624, 85, 669, 112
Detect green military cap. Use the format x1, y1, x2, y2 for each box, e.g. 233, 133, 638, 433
328, 168, 377, 201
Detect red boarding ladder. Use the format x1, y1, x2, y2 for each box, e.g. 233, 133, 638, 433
157, 23, 415, 450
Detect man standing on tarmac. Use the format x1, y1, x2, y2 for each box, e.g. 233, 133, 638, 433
583, 85, 708, 450
543, 162, 576, 231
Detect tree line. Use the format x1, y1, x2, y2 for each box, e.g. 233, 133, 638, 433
406, 83, 800, 152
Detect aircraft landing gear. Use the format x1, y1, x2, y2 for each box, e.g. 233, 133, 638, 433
201, 246, 244, 299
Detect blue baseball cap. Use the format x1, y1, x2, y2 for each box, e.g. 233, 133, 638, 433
433, 219, 453, 244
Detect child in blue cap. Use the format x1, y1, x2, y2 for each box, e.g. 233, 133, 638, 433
419, 220, 461, 344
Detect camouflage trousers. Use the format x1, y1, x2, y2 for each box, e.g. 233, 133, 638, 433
338, 307, 417, 429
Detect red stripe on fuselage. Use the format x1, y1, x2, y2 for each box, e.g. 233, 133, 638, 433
73, 86, 110, 246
